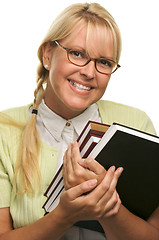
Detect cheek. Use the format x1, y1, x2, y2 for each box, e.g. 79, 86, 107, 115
98, 76, 110, 92
50, 58, 73, 81
92, 78, 110, 104
49, 60, 63, 84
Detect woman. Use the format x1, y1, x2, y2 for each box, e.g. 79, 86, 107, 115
0, 3, 159, 240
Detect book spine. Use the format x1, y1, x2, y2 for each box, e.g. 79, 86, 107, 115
79, 130, 104, 152
82, 142, 99, 158
43, 179, 64, 211
44, 165, 63, 197
47, 187, 65, 212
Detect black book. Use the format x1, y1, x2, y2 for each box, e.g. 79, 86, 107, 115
75, 122, 159, 232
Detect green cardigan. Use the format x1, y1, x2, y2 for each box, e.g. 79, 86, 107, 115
0, 100, 156, 228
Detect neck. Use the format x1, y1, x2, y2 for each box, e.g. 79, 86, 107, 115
43, 97, 85, 120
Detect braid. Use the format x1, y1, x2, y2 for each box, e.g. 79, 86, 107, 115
34, 77, 45, 109
14, 62, 46, 194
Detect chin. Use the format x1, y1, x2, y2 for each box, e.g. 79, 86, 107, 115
69, 101, 89, 111
69, 98, 92, 108
70, 106, 87, 113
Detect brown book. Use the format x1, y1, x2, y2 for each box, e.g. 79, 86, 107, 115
78, 121, 109, 152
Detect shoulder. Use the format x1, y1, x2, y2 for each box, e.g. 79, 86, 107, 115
97, 99, 142, 113
97, 99, 147, 120
2, 104, 32, 124
0, 104, 32, 143
97, 100, 156, 135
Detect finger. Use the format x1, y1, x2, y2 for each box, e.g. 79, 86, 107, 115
102, 190, 119, 212
98, 166, 123, 200
93, 167, 123, 207
101, 165, 116, 188
62, 151, 67, 178
102, 193, 121, 218
88, 166, 116, 201
64, 178, 98, 201
63, 144, 74, 187
66, 141, 89, 179
78, 157, 106, 177
65, 143, 74, 169
109, 167, 123, 191
71, 141, 82, 170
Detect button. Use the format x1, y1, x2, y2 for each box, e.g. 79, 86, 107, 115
66, 122, 71, 127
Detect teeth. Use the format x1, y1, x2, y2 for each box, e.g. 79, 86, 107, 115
69, 80, 91, 91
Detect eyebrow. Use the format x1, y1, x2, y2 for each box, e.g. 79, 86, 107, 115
56, 41, 115, 61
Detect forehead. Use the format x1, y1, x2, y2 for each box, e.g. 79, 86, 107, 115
61, 24, 115, 59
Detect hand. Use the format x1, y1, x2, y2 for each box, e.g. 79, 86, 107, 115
63, 141, 106, 190
58, 166, 123, 224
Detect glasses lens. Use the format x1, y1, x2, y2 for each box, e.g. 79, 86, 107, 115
96, 59, 117, 74
68, 49, 89, 66
68, 49, 118, 74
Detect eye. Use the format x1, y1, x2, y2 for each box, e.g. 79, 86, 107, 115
69, 50, 85, 59
97, 59, 114, 68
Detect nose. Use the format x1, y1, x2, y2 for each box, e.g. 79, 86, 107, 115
79, 60, 95, 80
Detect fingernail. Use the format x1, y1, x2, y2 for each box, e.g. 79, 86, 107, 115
118, 167, 124, 173
88, 179, 97, 187
110, 166, 116, 172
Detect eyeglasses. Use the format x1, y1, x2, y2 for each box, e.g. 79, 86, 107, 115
54, 40, 120, 75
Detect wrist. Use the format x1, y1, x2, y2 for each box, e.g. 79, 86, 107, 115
99, 203, 122, 226
51, 204, 75, 229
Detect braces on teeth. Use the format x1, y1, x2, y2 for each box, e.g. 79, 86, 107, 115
69, 80, 91, 91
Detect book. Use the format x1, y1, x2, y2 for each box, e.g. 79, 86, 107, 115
80, 135, 100, 158
43, 121, 109, 213
87, 123, 159, 220
43, 121, 159, 233
78, 121, 109, 153
75, 123, 159, 232
43, 165, 63, 212
44, 165, 63, 198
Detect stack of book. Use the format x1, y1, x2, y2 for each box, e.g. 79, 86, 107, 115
43, 121, 110, 213
43, 121, 159, 231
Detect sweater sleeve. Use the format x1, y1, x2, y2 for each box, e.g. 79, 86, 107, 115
97, 100, 156, 135
0, 135, 12, 207
0, 106, 28, 209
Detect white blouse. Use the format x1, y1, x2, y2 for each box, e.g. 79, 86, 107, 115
35, 100, 106, 240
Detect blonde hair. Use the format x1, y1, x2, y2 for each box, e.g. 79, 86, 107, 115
13, 3, 122, 194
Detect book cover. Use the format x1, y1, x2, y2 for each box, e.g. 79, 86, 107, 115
75, 123, 159, 232
88, 123, 159, 220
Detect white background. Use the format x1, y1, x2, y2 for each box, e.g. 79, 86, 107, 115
0, 0, 158, 135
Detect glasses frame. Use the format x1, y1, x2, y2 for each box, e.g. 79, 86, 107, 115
54, 40, 120, 75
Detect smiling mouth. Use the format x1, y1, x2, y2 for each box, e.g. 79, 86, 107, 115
68, 80, 92, 91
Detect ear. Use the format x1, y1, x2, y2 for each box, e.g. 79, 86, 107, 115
42, 42, 53, 70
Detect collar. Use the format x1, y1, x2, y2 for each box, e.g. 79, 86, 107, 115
70, 104, 101, 137
38, 100, 101, 142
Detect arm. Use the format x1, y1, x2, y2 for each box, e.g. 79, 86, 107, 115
0, 140, 121, 240
99, 205, 159, 240
0, 169, 122, 240
0, 179, 98, 240
0, 206, 72, 240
